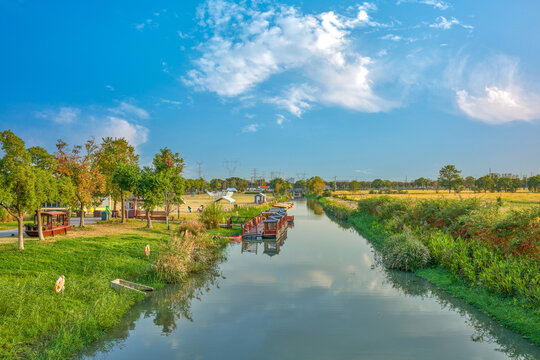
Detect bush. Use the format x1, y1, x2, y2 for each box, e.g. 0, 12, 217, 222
154, 234, 225, 284
199, 202, 225, 229
177, 220, 205, 238
381, 232, 431, 271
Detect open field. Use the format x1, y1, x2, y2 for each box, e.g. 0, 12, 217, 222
334, 189, 540, 212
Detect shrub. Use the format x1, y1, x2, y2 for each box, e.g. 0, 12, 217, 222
154, 234, 224, 284
380, 232, 431, 271
199, 202, 225, 229
177, 219, 205, 238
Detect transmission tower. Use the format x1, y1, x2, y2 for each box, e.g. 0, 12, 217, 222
223, 160, 239, 177
196, 162, 203, 179
296, 172, 306, 180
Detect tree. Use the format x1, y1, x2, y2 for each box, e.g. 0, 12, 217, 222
209, 178, 222, 191
306, 176, 326, 196
528, 175, 540, 192
438, 165, 463, 193
170, 175, 186, 220
55, 139, 105, 226
294, 180, 307, 189
135, 167, 166, 228
413, 177, 429, 189
371, 179, 385, 189
464, 176, 476, 189
349, 180, 361, 192
152, 148, 185, 221
269, 178, 292, 196
0, 130, 36, 250
28, 146, 58, 240
112, 163, 140, 223
475, 175, 494, 192
95, 137, 139, 211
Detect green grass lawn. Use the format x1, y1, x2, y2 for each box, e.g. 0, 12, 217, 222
0, 224, 171, 359
0, 221, 18, 231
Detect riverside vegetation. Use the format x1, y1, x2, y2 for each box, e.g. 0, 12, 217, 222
312, 195, 540, 344
0, 220, 230, 359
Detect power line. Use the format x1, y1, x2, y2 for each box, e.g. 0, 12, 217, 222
223, 160, 239, 177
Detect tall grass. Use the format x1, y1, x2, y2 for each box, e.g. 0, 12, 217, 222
199, 202, 225, 229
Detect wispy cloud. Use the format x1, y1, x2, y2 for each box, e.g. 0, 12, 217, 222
185, 0, 397, 117
109, 102, 150, 119
430, 16, 473, 31
276, 114, 286, 126
34, 107, 80, 124
448, 55, 540, 124
242, 123, 260, 133
397, 0, 449, 10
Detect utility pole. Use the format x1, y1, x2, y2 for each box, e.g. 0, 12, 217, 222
333, 176, 337, 191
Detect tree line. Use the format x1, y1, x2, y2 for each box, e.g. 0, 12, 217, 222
0, 130, 185, 250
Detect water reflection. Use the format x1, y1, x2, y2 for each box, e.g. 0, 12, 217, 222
79, 268, 222, 359
80, 200, 539, 360
306, 198, 324, 215
381, 270, 538, 359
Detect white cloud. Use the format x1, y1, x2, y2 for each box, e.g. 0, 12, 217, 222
54, 107, 80, 124
185, 0, 396, 116
450, 55, 540, 124
276, 114, 285, 126
268, 85, 314, 117
242, 123, 260, 133
108, 102, 149, 119
397, 0, 449, 10
102, 117, 149, 146
160, 99, 182, 105
105, 84, 115, 91
430, 16, 472, 31
456, 87, 540, 124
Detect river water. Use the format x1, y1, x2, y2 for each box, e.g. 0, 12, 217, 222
80, 199, 539, 359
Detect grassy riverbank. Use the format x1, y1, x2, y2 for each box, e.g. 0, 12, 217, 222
0, 221, 229, 359
312, 195, 540, 344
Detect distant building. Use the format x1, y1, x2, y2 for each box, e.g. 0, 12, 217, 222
254, 193, 267, 204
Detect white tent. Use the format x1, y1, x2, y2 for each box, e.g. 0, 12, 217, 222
214, 196, 236, 204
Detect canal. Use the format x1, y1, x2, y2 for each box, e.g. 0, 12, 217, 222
80, 199, 539, 359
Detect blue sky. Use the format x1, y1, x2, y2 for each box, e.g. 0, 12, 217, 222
1, 0, 539, 181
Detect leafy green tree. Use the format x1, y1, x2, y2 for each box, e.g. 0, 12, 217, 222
55, 139, 105, 226
464, 176, 476, 189
209, 178, 222, 191
371, 179, 385, 189
135, 167, 166, 229
438, 165, 464, 192
349, 180, 361, 192
0, 130, 36, 249
294, 179, 307, 189
152, 147, 185, 218
28, 146, 58, 240
269, 178, 292, 195
413, 177, 430, 189
112, 163, 140, 223
171, 175, 186, 219
307, 176, 326, 196
528, 175, 540, 192
475, 175, 494, 192
95, 137, 139, 211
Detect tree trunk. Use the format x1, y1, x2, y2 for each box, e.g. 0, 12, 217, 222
177, 204, 180, 220
17, 213, 24, 250
37, 208, 44, 241
121, 190, 126, 224
113, 200, 117, 211
146, 211, 152, 229
80, 205, 85, 227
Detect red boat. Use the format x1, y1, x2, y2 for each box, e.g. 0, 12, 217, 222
25, 211, 72, 237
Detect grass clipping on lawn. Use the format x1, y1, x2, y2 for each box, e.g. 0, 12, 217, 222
154, 220, 227, 284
